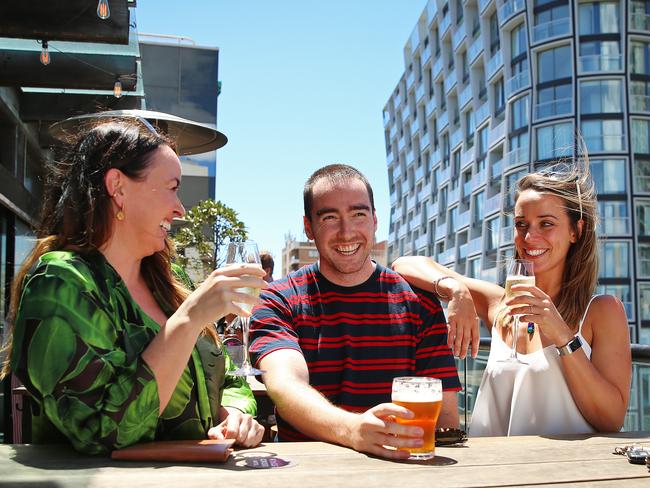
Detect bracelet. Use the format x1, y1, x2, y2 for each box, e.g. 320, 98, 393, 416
556, 335, 583, 357
433, 276, 454, 300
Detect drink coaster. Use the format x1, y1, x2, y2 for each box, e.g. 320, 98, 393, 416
235, 451, 297, 469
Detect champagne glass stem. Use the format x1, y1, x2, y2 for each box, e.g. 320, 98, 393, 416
511, 316, 519, 360
240, 316, 252, 369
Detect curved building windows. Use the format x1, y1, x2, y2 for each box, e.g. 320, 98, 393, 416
533, 0, 570, 43
578, 1, 622, 73
536, 121, 573, 161
579, 1, 620, 35
580, 79, 625, 153
535, 45, 573, 120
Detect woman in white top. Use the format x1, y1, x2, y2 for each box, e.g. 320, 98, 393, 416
392, 160, 631, 436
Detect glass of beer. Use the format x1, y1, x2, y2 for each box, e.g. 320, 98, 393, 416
391, 376, 442, 460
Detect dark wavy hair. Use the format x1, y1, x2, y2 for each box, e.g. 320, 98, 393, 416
1, 119, 191, 377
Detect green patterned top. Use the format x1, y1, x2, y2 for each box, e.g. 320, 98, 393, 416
11, 250, 256, 454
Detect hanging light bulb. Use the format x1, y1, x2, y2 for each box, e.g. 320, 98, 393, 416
40, 40, 50, 66
97, 0, 110, 20
113, 78, 123, 98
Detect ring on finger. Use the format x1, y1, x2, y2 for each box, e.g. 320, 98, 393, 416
529, 305, 533, 315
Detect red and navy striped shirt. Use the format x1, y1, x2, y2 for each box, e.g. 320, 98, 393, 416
249, 262, 461, 441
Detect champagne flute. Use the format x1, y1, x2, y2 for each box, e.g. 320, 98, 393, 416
225, 241, 264, 376
499, 259, 534, 363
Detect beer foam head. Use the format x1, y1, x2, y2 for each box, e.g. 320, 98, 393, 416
392, 377, 442, 402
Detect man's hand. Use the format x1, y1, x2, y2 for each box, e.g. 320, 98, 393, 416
446, 282, 480, 359
208, 406, 265, 447
346, 403, 425, 460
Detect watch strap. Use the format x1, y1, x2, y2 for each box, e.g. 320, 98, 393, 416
556, 335, 582, 356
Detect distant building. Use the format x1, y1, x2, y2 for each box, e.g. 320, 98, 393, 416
281, 237, 389, 277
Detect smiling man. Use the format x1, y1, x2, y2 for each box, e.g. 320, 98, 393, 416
249, 164, 460, 459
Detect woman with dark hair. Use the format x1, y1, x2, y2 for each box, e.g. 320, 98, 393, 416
392, 159, 631, 436
0, 119, 266, 454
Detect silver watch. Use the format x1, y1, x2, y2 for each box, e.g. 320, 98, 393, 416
556, 335, 582, 356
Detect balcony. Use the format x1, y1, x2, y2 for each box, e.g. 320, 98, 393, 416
474, 168, 487, 189
414, 233, 429, 251
428, 199, 439, 217
534, 97, 572, 120
475, 101, 490, 126
481, 266, 498, 282
389, 123, 397, 138
436, 223, 447, 240
504, 145, 529, 171
386, 151, 394, 166
416, 84, 426, 102
398, 136, 406, 151
398, 224, 408, 239
432, 147, 442, 167
468, 237, 482, 255
463, 178, 473, 197
418, 185, 429, 203
479, 0, 493, 14
533, 17, 570, 43
444, 70, 458, 94
426, 96, 437, 117
438, 110, 449, 131
401, 105, 411, 123
453, 23, 467, 51
422, 45, 432, 65
407, 193, 417, 211
491, 158, 503, 181
415, 164, 425, 182
462, 146, 475, 169
427, 0, 438, 22
501, 225, 514, 245
392, 164, 401, 181
449, 186, 461, 205
631, 94, 650, 113
579, 54, 622, 73
433, 56, 444, 79
488, 120, 506, 148
485, 194, 502, 215
631, 12, 650, 31
468, 37, 483, 65
439, 165, 451, 184
486, 50, 503, 80
440, 14, 452, 37
439, 247, 456, 264
499, 0, 526, 26
451, 127, 463, 149
584, 134, 626, 153
505, 69, 530, 97
599, 216, 630, 235
459, 242, 469, 259
420, 131, 430, 151
411, 117, 420, 136
406, 71, 415, 90
459, 84, 473, 110
458, 210, 471, 230
394, 93, 402, 108
406, 149, 415, 167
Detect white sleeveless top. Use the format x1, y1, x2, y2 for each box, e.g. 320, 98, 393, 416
469, 297, 598, 437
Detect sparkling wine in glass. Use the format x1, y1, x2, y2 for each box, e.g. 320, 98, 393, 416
499, 259, 534, 363
225, 241, 264, 376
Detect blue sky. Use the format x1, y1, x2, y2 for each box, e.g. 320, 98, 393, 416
137, 1, 427, 273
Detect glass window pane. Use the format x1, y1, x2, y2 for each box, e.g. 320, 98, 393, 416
599, 241, 629, 278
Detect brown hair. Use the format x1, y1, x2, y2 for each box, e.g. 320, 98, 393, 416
303, 164, 375, 220
513, 157, 598, 329
1, 119, 193, 378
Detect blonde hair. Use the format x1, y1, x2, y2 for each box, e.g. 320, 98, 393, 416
513, 157, 599, 329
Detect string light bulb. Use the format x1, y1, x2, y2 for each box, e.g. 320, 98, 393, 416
97, 0, 110, 20
40, 41, 50, 65
113, 78, 122, 98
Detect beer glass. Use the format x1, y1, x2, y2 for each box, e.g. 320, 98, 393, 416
391, 376, 442, 460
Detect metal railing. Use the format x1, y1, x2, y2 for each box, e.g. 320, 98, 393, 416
579, 54, 622, 73
532, 17, 570, 43
534, 97, 572, 120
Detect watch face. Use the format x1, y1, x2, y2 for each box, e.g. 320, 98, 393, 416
569, 336, 582, 352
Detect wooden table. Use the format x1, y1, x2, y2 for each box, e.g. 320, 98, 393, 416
2, 433, 649, 487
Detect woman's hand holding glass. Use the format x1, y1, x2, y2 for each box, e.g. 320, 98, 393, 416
506, 284, 575, 347
173, 263, 267, 333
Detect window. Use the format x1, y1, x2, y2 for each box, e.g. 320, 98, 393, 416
592, 159, 626, 194
631, 41, 650, 75
468, 257, 481, 278
511, 23, 527, 59
640, 283, 650, 322
534, 1, 570, 42
461, 51, 469, 83
473, 190, 485, 222
465, 109, 475, 146
636, 199, 650, 237
636, 158, 650, 192
494, 78, 506, 115
442, 133, 450, 167
486, 215, 500, 250
631, 0, 650, 30
579, 1, 620, 34
582, 119, 624, 152
639, 242, 650, 276
449, 206, 458, 234
536, 122, 573, 161
631, 80, 650, 112
632, 119, 650, 154
490, 12, 500, 54
599, 241, 630, 278
511, 95, 529, 131
580, 41, 621, 72
596, 284, 632, 317
538, 45, 572, 82
477, 125, 489, 160
598, 201, 629, 234
537, 84, 572, 118
580, 80, 622, 113
456, 0, 464, 24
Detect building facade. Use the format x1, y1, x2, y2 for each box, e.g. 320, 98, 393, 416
383, 0, 650, 345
